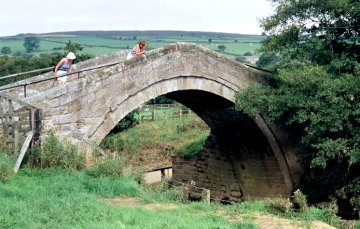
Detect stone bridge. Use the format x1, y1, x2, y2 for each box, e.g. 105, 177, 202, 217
1, 43, 302, 200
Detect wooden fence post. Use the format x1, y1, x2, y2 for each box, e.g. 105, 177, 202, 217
151, 108, 155, 121
13, 131, 33, 173
14, 128, 18, 155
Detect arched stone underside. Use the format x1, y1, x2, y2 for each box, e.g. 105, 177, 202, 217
4, 43, 302, 199
166, 90, 293, 200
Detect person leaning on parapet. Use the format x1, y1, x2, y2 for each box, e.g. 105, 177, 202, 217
126, 40, 146, 60
54, 52, 76, 84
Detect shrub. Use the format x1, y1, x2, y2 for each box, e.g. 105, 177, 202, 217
292, 189, 308, 212
100, 134, 125, 152
36, 132, 85, 170
40, 132, 63, 168
0, 134, 15, 183
0, 155, 14, 183
110, 109, 140, 134
0, 133, 11, 155
268, 197, 292, 214
85, 158, 124, 178
235, 56, 247, 63
61, 140, 86, 170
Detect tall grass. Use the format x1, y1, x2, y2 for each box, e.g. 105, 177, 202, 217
0, 169, 256, 228
0, 154, 15, 183
0, 134, 15, 183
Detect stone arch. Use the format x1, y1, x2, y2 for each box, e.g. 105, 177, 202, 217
90, 76, 235, 143
2, 43, 302, 199
90, 74, 295, 199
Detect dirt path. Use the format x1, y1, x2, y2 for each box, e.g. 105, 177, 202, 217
100, 197, 336, 229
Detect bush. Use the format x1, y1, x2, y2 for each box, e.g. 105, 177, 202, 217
36, 132, 85, 170
0, 155, 14, 183
243, 51, 253, 56
0, 134, 11, 155
110, 109, 140, 134
100, 134, 125, 152
150, 182, 184, 203
292, 189, 308, 212
0, 134, 15, 183
85, 158, 124, 178
268, 197, 292, 214
235, 56, 247, 63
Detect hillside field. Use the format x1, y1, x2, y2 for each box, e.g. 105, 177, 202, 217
0, 30, 264, 58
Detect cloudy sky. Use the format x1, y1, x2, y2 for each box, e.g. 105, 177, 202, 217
0, 0, 274, 37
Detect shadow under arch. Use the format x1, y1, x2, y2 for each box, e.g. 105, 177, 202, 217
165, 90, 294, 200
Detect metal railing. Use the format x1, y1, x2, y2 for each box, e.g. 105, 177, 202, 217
0, 59, 125, 97
0, 66, 54, 81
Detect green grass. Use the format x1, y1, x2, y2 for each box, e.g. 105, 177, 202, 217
105, 113, 209, 157
0, 168, 257, 228
0, 154, 15, 183
1, 167, 352, 229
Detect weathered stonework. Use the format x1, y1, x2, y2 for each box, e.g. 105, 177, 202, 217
0, 43, 302, 199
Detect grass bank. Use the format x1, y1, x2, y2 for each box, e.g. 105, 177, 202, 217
0, 168, 257, 229
1, 168, 355, 228
101, 113, 210, 169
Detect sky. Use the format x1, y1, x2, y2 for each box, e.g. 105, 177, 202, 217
0, 0, 274, 37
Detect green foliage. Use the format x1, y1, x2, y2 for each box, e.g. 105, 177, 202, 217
256, 52, 279, 70
218, 44, 226, 52
37, 132, 85, 170
0, 155, 14, 183
113, 109, 140, 133
64, 40, 83, 54
146, 180, 185, 203
237, 0, 360, 215
292, 189, 308, 212
23, 37, 40, 53
175, 132, 208, 157
258, 0, 360, 69
0, 52, 93, 86
0, 169, 252, 228
85, 158, 124, 178
268, 196, 292, 214
101, 112, 209, 159
0, 134, 11, 155
243, 51, 253, 56
100, 134, 125, 152
146, 95, 174, 104
1, 46, 11, 54
235, 55, 247, 63
0, 134, 15, 183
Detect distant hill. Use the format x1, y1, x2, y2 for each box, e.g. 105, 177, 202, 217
1, 30, 263, 40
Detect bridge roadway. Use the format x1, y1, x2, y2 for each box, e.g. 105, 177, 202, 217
0, 43, 302, 201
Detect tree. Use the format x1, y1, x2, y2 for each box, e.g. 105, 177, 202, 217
217, 45, 226, 52
236, 0, 360, 216
1, 46, 11, 55
64, 40, 83, 54
235, 56, 246, 63
23, 37, 40, 53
